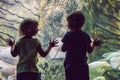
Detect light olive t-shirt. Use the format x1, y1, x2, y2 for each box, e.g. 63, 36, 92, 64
16, 38, 40, 73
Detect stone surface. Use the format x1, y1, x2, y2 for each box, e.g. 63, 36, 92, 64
89, 61, 110, 80
0, 47, 18, 65
110, 57, 120, 70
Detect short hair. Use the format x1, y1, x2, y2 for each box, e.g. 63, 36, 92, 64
19, 19, 38, 36
67, 11, 85, 30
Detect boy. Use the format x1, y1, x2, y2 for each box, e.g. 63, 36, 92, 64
61, 11, 102, 80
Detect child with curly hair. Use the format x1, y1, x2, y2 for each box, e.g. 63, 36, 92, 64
6, 19, 58, 80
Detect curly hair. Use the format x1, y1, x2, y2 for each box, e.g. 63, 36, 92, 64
19, 19, 38, 37
67, 11, 85, 30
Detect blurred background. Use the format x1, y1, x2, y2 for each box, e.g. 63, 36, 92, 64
0, 0, 120, 80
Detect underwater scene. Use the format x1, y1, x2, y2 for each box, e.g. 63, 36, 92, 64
0, 0, 120, 80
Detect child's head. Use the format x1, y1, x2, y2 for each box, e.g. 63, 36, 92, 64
67, 11, 85, 30
19, 19, 39, 37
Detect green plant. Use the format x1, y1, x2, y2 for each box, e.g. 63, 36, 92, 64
38, 58, 65, 80
102, 65, 120, 80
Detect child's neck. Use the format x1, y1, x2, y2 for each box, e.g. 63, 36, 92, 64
70, 29, 82, 31
23, 36, 32, 39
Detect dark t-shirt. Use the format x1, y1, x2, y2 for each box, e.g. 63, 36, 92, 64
62, 30, 91, 69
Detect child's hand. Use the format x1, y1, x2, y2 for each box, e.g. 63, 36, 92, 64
93, 39, 103, 46
49, 38, 59, 47
6, 38, 15, 46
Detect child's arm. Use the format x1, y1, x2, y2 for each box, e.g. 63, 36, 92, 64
6, 39, 18, 57
61, 43, 67, 52
37, 39, 58, 57
87, 39, 103, 53
87, 42, 95, 53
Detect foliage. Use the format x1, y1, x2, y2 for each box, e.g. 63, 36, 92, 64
102, 65, 120, 80
38, 57, 65, 80
81, 0, 120, 62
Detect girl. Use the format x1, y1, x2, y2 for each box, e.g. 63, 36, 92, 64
6, 19, 58, 80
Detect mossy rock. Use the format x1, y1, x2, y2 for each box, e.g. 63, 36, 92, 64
89, 61, 110, 80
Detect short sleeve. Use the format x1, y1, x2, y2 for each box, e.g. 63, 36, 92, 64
88, 35, 92, 44
15, 38, 21, 46
34, 38, 41, 47
61, 32, 70, 44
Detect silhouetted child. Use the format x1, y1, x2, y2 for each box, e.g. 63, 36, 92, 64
61, 11, 102, 80
6, 19, 58, 80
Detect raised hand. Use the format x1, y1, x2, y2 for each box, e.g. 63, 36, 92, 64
6, 38, 15, 46
93, 39, 103, 46
49, 38, 59, 47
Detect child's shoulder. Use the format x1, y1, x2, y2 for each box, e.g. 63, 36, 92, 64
32, 38, 40, 43
16, 37, 39, 43
16, 38, 40, 45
